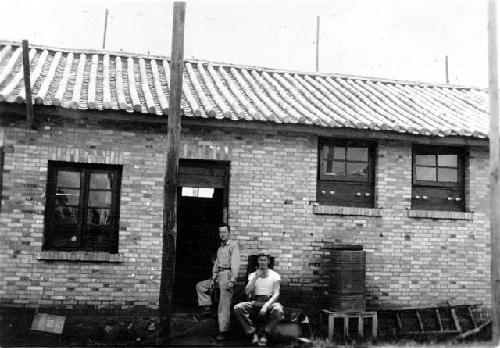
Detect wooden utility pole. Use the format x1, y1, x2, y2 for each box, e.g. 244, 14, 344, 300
488, 0, 500, 344
0, 127, 4, 214
22, 40, 34, 128
445, 55, 449, 84
102, 9, 109, 49
158, 1, 185, 340
316, 15, 320, 72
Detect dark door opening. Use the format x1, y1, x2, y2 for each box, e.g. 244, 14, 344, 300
173, 160, 229, 311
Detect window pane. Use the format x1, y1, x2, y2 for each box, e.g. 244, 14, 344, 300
87, 225, 112, 243
90, 173, 113, 189
89, 191, 112, 207
416, 155, 436, 166
438, 168, 458, 182
181, 187, 215, 198
54, 206, 78, 224
416, 166, 436, 181
57, 170, 80, 188
53, 225, 79, 242
55, 188, 80, 205
438, 154, 457, 167
326, 161, 345, 176
88, 208, 112, 225
346, 162, 368, 177
347, 147, 368, 161
182, 187, 196, 197
197, 188, 214, 198
333, 147, 345, 160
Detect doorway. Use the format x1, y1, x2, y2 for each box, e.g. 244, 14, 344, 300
173, 159, 229, 310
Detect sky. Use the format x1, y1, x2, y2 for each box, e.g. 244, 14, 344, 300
0, 0, 491, 88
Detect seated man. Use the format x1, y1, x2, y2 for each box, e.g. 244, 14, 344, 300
233, 251, 284, 347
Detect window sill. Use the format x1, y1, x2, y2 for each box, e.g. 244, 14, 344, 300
407, 210, 473, 220
37, 251, 124, 263
313, 205, 382, 217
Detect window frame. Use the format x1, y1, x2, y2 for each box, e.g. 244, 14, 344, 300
317, 138, 376, 208
412, 146, 465, 189
43, 161, 122, 253
318, 139, 375, 183
411, 145, 466, 212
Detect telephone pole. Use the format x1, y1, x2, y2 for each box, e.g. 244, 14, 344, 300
488, 0, 500, 344
158, 1, 186, 340
316, 15, 320, 72
102, 9, 109, 49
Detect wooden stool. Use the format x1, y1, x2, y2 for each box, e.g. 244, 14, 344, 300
320, 309, 377, 341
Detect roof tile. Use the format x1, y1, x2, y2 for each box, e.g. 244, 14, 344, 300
0, 40, 489, 138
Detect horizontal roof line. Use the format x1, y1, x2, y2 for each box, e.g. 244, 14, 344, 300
0, 38, 485, 91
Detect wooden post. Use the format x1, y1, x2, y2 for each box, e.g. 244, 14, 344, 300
102, 9, 109, 49
316, 15, 320, 72
22, 40, 34, 128
0, 127, 4, 214
445, 55, 449, 84
488, 0, 500, 344
158, 1, 185, 339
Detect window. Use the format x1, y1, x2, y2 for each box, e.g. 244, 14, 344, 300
44, 161, 122, 253
181, 187, 215, 198
317, 138, 375, 207
412, 146, 465, 211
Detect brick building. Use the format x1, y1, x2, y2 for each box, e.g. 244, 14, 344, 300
0, 40, 491, 314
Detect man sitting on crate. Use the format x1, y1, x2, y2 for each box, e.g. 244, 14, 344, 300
233, 251, 284, 347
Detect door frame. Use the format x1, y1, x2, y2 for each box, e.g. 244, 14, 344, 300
178, 159, 230, 223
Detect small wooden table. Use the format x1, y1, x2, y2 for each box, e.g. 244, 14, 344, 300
320, 309, 377, 341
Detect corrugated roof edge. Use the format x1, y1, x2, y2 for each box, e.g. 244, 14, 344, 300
0, 39, 487, 92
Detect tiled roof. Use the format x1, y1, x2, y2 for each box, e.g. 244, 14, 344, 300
0, 40, 489, 138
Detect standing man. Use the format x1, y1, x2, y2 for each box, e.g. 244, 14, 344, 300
195, 224, 240, 341
233, 251, 284, 347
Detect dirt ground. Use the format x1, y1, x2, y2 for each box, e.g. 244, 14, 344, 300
0, 307, 298, 347
0, 307, 493, 347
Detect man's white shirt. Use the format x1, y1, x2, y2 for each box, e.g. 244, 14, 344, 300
248, 269, 280, 296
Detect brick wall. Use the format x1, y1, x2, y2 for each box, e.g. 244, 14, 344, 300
0, 115, 491, 312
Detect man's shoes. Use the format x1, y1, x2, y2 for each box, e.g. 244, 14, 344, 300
251, 333, 259, 345
258, 333, 267, 346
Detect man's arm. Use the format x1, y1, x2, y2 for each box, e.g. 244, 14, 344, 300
245, 272, 258, 296
211, 250, 219, 282
229, 242, 240, 283
259, 276, 281, 316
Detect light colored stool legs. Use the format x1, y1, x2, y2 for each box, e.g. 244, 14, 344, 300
358, 315, 364, 338
322, 310, 377, 342
328, 314, 335, 341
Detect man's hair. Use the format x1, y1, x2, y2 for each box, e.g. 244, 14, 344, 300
257, 250, 271, 259
218, 223, 230, 233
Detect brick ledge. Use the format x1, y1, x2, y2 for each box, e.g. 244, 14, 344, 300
407, 210, 473, 220
313, 205, 382, 217
37, 251, 124, 263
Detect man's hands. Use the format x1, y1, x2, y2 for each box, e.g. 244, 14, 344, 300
254, 269, 268, 279
259, 304, 269, 316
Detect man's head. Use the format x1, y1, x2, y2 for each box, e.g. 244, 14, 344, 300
257, 251, 271, 270
218, 224, 230, 242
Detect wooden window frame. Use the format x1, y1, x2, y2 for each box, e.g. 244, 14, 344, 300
43, 161, 122, 253
412, 145, 466, 212
317, 138, 376, 208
